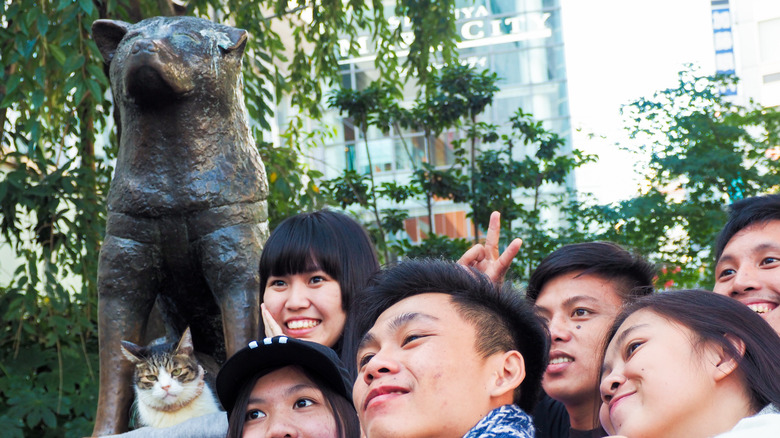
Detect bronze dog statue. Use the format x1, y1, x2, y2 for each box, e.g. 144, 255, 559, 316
91, 16, 268, 435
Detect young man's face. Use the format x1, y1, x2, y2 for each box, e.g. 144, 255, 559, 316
353, 293, 510, 438
534, 272, 624, 409
713, 220, 780, 334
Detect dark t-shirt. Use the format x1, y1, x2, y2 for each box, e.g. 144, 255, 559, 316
532, 394, 607, 438
533, 394, 569, 438
570, 427, 607, 438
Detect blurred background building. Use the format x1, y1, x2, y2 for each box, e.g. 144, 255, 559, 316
714, 0, 780, 106
289, 0, 574, 242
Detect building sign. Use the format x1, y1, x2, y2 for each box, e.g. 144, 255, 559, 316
711, 0, 737, 95
338, 6, 552, 65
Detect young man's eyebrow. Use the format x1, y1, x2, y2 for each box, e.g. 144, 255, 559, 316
716, 253, 735, 266
719, 242, 780, 265
357, 311, 439, 351
752, 242, 780, 255
561, 295, 601, 308
388, 311, 438, 332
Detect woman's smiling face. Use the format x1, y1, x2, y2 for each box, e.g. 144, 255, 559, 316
262, 269, 346, 348
599, 309, 722, 438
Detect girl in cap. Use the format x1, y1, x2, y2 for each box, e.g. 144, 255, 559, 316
599, 290, 780, 438
217, 336, 360, 438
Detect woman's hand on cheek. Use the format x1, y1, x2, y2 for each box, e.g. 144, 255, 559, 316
262, 303, 285, 338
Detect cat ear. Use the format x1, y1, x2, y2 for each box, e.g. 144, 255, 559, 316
120, 340, 144, 364
175, 327, 194, 356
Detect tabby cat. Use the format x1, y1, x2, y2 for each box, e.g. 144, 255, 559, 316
120, 327, 221, 428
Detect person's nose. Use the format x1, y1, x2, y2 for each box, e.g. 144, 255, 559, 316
265, 412, 298, 438
731, 267, 761, 297
600, 367, 626, 404
548, 315, 573, 343
362, 349, 401, 384
285, 280, 311, 310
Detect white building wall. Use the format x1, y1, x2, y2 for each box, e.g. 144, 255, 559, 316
723, 0, 780, 106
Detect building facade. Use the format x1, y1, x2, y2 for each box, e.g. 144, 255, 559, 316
712, 0, 780, 106
307, 0, 573, 241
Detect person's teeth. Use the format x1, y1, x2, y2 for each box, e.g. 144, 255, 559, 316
549, 357, 573, 365
747, 304, 771, 314
287, 320, 319, 329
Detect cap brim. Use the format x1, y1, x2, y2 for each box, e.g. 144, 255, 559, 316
216, 336, 352, 414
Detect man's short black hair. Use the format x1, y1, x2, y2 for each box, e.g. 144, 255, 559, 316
525, 241, 655, 303
715, 194, 780, 261
348, 258, 549, 413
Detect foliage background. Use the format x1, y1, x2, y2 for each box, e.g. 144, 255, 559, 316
1, 0, 779, 436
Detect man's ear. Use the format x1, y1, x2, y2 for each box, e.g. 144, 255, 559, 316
712, 334, 746, 382
488, 350, 526, 399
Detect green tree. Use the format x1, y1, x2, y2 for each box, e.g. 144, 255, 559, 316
472, 108, 595, 280
564, 67, 780, 289
0, 0, 461, 435
324, 63, 592, 270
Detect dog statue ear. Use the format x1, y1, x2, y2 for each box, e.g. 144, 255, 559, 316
92, 19, 131, 64
219, 27, 248, 57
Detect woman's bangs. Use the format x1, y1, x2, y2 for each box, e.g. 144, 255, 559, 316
263, 223, 340, 278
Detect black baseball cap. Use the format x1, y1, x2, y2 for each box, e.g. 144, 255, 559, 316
216, 336, 353, 414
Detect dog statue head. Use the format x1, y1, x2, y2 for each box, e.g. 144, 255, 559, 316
93, 16, 248, 109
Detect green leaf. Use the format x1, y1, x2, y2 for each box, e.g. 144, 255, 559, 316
64, 54, 85, 73
41, 408, 57, 428
0, 416, 24, 438
4, 73, 22, 95
31, 89, 44, 109
20, 39, 36, 57
25, 410, 41, 428
37, 14, 48, 36
78, 0, 93, 15
48, 44, 66, 65
73, 82, 85, 105
86, 64, 109, 87
86, 79, 103, 101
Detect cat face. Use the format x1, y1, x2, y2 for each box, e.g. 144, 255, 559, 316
122, 327, 206, 410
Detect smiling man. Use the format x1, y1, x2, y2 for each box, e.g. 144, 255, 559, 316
350, 259, 548, 438
714, 194, 780, 334
525, 242, 655, 438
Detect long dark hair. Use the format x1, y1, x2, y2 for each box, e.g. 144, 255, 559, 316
603, 290, 780, 411
225, 365, 360, 438
259, 209, 379, 354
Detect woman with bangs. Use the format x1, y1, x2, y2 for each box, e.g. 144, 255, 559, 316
258, 209, 379, 367
260, 209, 519, 375
110, 210, 376, 438
599, 290, 780, 438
